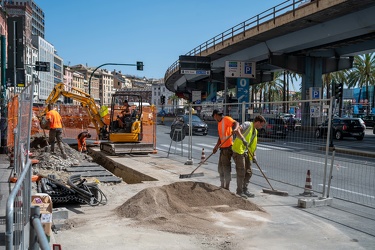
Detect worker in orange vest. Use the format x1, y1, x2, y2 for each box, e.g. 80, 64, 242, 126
77, 131, 91, 153
46, 104, 67, 159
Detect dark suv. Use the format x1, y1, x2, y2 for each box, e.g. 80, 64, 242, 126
258, 117, 288, 138
315, 118, 366, 140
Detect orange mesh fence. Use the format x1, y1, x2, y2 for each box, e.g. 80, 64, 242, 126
7, 96, 18, 149
28, 104, 157, 145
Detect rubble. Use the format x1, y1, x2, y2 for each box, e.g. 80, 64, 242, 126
30, 136, 94, 181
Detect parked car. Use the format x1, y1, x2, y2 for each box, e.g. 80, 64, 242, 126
200, 111, 216, 121
362, 115, 375, 127
257, 117, 288, 138
171, 115, 208, 135
315, 118, 366, 140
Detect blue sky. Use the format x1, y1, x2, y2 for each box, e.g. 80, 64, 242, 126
38, 0, 283, 80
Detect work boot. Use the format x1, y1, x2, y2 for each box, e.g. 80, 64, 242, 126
236, 192, 248, 199
243, 190, 255, 198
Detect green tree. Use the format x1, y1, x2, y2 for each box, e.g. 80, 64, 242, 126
347, 53, 375, 114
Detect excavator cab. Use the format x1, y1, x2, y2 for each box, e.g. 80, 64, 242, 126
108, 93, 143, 142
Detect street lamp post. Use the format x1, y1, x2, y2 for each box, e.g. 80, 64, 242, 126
88, 62, 143, 95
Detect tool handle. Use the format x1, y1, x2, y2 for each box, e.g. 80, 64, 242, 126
247, 150, 275, 190
191, 132, 234, 175
190, 151, 215, 174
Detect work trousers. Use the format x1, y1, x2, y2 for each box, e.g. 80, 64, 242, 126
218, 147, 233, 190
232, 152, 253, 194
77, 138, 87, 152
49, 128, 66, 155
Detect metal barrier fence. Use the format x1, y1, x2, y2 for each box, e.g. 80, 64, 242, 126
160, 99, 375, 208
6, 79, 50, 250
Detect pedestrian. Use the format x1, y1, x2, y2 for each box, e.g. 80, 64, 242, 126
232, 115, 266, 198
46, 104, 67, 159
212, 109, 239, 190
77, 131, 91, 153
288, 116, 296, 132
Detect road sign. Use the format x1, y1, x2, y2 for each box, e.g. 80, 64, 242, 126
310, 106, 320, 117
309, 87, 321, 100
237, 78, 249, 103
192, 90, 201, 102
225, 61, 256, 78
242, 62, 256, 78
180, 69, 210, 75
225, 61, 241, 78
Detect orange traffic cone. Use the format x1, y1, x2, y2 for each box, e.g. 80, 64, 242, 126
200, 148, 207, 164
299, 170, 317, 197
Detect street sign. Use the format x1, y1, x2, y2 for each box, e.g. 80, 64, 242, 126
225, 61, 256, 78
310, 106, 320, 117
225, 61, 241, 78
237, 78, 249, 103
192, 90, 201, 103
180, 69, 210, 75
309, 87, 321, 100
35, 61, 50, 72
242, 62, 256, 78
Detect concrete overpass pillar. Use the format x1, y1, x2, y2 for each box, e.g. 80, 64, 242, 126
206, 81, 217, 102
301, 57, 323, 127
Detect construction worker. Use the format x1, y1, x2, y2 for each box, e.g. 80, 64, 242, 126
212, 109, 239, 190
77, 131, 91, 153
232, 115, 266, 198
118, 100, 131, 128
46, 104, 67, 159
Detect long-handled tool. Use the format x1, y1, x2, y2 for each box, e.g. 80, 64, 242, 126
179, 134, 233, 179
247, 151, 288, 196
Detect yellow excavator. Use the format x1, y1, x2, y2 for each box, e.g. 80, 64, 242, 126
39, 83, 155, 155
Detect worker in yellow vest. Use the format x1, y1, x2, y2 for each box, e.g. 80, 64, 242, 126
232, 115, 266, 198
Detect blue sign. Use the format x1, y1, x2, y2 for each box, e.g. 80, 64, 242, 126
312, 87, 320, 99
244, 63, 252, 75
237, 78, 249, 103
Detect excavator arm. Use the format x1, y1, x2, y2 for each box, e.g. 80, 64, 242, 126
40, 83, 108, 139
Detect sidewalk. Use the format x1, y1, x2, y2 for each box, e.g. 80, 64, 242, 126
1, 147, 374, 249
0, 153, 13, 250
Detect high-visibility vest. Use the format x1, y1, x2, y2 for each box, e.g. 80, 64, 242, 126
232, 121, 257, 158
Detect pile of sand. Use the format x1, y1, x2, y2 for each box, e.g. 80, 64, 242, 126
116, 181, 269, 235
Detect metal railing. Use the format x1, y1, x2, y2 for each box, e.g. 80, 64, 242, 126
164, 0, 312, 81
6, 77, 50, 250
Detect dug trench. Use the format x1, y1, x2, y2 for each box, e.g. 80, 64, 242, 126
30, 136, 271, 246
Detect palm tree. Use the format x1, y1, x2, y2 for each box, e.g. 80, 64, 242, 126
347, 53, 375, 114
266, 71, 284, 112
168, 94, 179, 114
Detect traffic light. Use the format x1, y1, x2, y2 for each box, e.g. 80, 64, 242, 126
334, 83, 343, 99
161, 95, 165, 105
136, 61, 143, 71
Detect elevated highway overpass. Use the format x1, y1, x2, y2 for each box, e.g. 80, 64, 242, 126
164, 0, 375, 101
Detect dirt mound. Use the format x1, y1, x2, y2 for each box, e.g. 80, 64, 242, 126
116, 181, 268, 236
